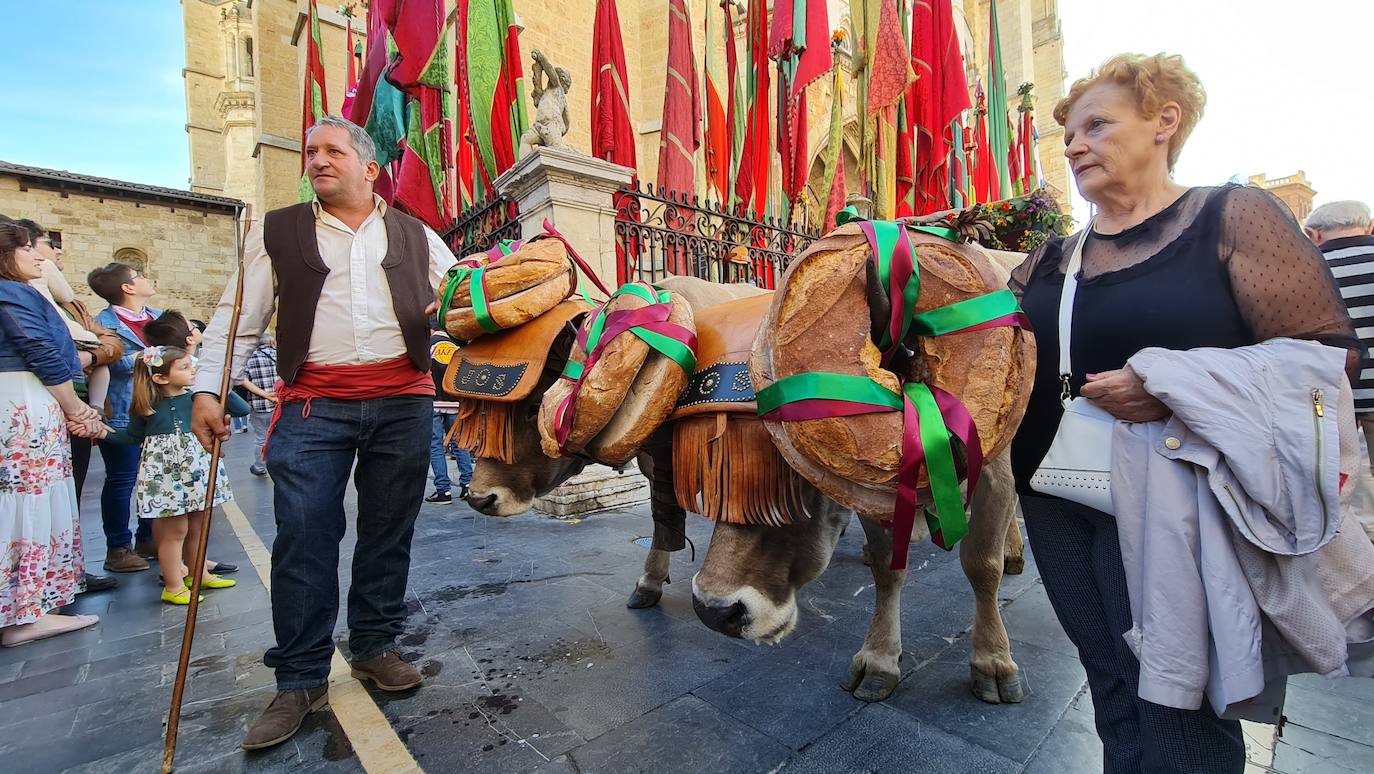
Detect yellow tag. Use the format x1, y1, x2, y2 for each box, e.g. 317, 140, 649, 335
432, 340, 458, 365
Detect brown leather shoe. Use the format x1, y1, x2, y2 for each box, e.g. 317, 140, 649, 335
134, 541, 157, 560
350, 651, 423, 691
103, 546, 149, 573
241, 687, 329, 751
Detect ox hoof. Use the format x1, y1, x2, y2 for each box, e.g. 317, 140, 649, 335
845, 654, 900, 702
970, 665, 1025, 704
849, 671, 900, 702
626, 587, 662, 609
1003, 554, 1026, 576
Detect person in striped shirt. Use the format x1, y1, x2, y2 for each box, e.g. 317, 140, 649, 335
1308, 199, 1374, 541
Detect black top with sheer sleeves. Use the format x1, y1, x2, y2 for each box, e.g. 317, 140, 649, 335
1008, 183, 1361, 490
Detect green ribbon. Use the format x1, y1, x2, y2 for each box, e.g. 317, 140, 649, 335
560, 284, 698, 382
906, 383, 967, 546
911, 289, 1023, 336
865, 221, 921, 354
755, 372, 901, 415
836, 205, 962, 244
470, 266, 499, 333
435, 264, 468, 329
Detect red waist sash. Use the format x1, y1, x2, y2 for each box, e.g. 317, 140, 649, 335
265, 356, 434, 452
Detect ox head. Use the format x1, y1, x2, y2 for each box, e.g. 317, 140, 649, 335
690, 489, 850, 644
464, 397, 585, 516
463, 317, 587, 516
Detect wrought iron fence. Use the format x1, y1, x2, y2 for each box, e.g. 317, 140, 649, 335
441, 194, 521, 258
613, 182, 819, 289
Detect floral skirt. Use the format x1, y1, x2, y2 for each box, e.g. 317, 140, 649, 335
134, 431, 233, 519
0, 371, 83, 627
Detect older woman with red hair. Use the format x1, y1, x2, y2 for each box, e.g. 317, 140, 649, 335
1009, 54, 1360, 772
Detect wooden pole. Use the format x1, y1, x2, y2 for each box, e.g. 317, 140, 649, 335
162, 204, 253, 774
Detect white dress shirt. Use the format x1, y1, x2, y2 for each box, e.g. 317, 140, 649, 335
195, 195, 455, 394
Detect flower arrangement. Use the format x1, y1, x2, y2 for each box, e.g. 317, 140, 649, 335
975, 188, 1073, 252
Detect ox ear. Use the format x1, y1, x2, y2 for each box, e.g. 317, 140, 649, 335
543, 316, 584, 375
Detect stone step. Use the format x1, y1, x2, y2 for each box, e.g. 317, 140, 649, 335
532, 462, 650, 516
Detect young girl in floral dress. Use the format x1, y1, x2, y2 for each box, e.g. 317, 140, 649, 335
111, 346, 248, 604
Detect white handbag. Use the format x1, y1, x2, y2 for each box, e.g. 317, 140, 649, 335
1029, 223, 1116, 514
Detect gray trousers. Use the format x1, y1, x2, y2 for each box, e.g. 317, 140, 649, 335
250, 410, 271, 466
1022, 495, 1246, 774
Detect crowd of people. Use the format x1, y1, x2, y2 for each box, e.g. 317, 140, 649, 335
0, 192, 468, 647
2, 50, 1373, 768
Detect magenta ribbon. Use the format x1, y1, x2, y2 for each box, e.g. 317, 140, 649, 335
536, 219, 614, 298
553, 303, 697, 451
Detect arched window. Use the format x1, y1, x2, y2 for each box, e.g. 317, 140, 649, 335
113, 247, 147, 272
243, 36, 255, 77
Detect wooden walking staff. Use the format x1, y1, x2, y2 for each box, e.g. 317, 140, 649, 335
162, 203, 253, 773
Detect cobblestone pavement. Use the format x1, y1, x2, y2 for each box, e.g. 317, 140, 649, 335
2, 434, 1371, 772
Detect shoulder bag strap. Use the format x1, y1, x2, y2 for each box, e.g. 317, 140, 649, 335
1057, 221, 1092, 406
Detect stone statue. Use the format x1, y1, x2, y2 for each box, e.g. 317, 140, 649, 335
518, 49, 573, 155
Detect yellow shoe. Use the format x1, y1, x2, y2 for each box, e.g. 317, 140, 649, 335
188, 574, 237, 590
161, 588, 205, 605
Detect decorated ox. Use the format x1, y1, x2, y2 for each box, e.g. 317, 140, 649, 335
457, 278, 765, 607
454, 272, 1028, 704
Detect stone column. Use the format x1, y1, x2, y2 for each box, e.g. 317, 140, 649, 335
493, 145, 634, 290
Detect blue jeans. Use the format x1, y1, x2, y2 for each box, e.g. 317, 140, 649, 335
429, 413, 472, 493
262, 395, 432, 689
97, 439, 150, 549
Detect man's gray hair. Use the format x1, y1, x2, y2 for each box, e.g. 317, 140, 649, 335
1306, 200, 1372, 232
306, 115, 376, 166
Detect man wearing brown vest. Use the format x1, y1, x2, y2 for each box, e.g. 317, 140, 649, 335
192, 115, 455, 750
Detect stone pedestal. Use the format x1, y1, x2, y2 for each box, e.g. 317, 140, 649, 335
532, 462, 650, 517
493, 145, 633, 291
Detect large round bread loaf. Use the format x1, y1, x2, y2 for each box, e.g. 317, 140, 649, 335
587, 293, 695, 465
442, 239, 577, 342
538, 286, 655, 457
750, 223, 1035, 521
538, 284, 695, 464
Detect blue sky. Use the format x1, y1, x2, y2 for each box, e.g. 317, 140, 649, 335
0, 4, 189, 188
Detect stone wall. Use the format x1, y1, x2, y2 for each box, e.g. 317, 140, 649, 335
185, 0, 366, 215
1030, 0, 1069, 210
1250, 171, 1316, 223
0, 176, 238, 320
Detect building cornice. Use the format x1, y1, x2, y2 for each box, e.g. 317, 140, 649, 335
252, 133, 301, 158
215, 90, 256, 118
0, 160, 243, 213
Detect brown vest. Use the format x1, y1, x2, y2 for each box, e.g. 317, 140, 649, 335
262, 202, 433, 384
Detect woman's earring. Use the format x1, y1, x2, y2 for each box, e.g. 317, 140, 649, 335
1155, 134, 1166, 144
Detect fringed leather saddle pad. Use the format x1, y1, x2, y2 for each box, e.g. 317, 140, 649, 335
444, 300, 592, 462
669, 293, 810, 526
